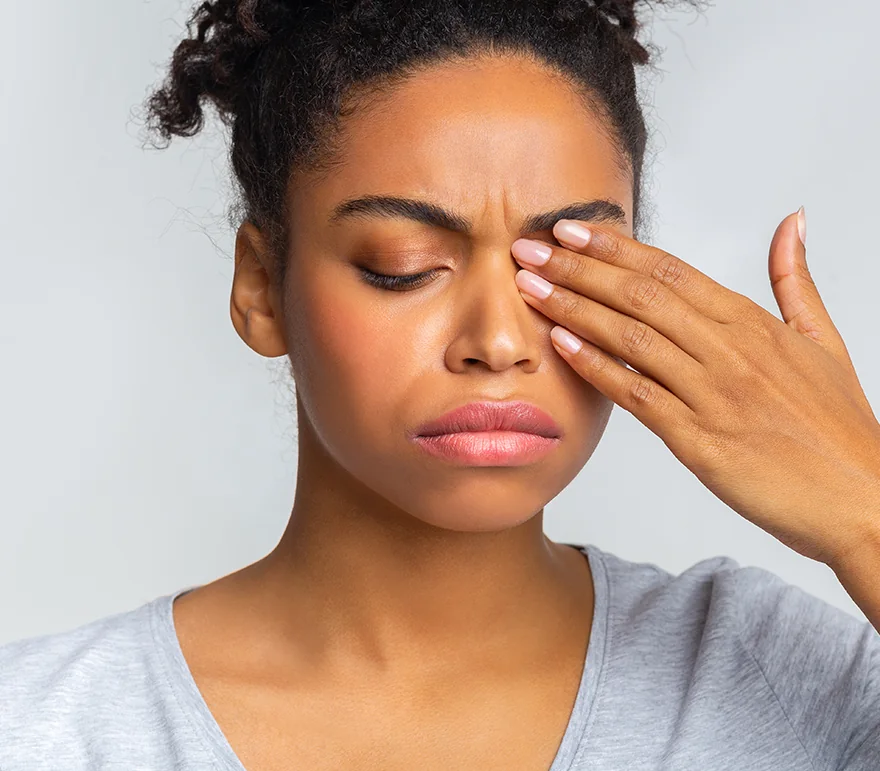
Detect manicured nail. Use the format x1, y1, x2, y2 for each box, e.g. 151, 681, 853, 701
797, 206, 807, 246
515, 269, 553, 299
512, 238, 552, 266
551, 326, 583, 354
555, 220, 592, 248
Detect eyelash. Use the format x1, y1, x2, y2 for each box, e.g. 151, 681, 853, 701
358, 231, 557, 292
359, 268, 439, 291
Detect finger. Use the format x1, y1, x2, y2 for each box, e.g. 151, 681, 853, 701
515, 270, 707, 409
511, 237, 721, 365
551, 219, 749, 325
769, 208, 855, 367
549, 325, 695, 440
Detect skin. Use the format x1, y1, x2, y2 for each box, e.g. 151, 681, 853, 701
172, 53, 633, 770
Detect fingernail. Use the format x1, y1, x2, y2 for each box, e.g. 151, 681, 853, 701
515, 269, 553, 300
555, 220, 592, 248
512, 238, 552, 266
551, 326, 583, 354
797, 206, 807, 247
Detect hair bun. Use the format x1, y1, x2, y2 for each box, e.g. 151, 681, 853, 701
204, 0, 301, 42
594, 1, 649, 64
591, 0, 638, 32
554, 0, 664, 65
145, 0, 303, 141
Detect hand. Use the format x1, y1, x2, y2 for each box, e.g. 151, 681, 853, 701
511, 211, 880, 568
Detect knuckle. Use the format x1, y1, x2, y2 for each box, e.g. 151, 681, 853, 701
711, 340, 763, 402
725, 292, 762, 325
650, 252, 688, 290
552, 287, 581, 318
796, 261, 817, 288
626, 275, 665, 313
596, 232, 627, 265
586, 348, 611, 376
627, 376, 658, 408
720, 343, 753, 382
563, 252, 593, 287
737, 303, 777, 343
691, 425, 734, 470
620, 319, 654, 357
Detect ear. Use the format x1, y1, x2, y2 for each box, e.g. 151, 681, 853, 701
230, 221, 288, 358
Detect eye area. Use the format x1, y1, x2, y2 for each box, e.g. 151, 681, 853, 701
359, 267, 440, 292
356, 231, 559, 292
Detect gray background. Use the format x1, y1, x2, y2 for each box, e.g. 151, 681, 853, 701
2, 0, 878, 643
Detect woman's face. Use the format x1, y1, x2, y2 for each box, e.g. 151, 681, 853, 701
236, 54, 633, 532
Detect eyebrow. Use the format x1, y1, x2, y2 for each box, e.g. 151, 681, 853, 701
328, 194, 627, 235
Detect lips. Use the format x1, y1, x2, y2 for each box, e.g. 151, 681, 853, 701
414, 400, 562, 439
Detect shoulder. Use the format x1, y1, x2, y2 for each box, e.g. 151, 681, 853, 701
587, 542, 872, 643
712, 561, 880, 769
0, 599, 156, 699
586, 543, 880, 769
0, 597, 170, 762
590, 543, 878, 684
584, 542, 744, 623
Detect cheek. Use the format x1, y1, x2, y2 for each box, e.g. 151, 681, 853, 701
289, 275, 425, 431
319, 300, 397, 395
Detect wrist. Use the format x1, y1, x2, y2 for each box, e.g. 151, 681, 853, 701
827, 491, 880, 581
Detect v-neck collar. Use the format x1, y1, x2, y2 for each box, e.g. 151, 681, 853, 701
148, 542, 610, 771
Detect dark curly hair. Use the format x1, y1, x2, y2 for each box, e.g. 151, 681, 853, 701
145, 0, 706, 287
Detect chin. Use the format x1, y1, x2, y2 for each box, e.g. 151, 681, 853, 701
380, 473, 568, 533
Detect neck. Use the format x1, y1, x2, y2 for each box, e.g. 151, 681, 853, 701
226, 425, 593, 676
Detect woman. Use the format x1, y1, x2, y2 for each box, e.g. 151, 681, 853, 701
2, 0, 879, 768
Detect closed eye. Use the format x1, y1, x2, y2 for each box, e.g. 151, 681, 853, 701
359, 267, 440, 292
356, 232, 558, 292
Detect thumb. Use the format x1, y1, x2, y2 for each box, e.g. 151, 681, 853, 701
769, 209, 876, 421
768, 207, 850, 363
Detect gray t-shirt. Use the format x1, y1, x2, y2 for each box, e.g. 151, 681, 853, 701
1, 542, 878, 770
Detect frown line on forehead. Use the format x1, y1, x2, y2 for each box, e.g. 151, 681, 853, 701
328, 195, 627, 236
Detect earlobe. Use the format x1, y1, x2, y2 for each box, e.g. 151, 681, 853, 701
230, 221, 288, 358
238, 302, 289, 358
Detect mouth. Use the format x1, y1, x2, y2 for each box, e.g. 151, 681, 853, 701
412, 431, 560, 467
414, 400, 562, 439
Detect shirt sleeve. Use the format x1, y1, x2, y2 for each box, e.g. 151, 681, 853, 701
724, 566, 880, 771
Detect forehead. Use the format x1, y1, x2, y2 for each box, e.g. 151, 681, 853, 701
297, 54, 632, 231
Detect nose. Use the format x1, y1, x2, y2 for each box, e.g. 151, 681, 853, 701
444, 248, 546, 374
